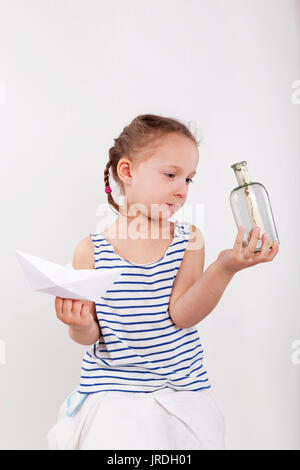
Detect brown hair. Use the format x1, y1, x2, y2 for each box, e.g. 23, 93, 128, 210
104, 113, 201, 216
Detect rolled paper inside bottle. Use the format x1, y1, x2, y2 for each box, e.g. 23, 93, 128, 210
242, 185, 267, 242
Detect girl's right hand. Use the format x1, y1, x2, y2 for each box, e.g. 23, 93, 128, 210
216, 225, 279, 275
55, 297, 95, 329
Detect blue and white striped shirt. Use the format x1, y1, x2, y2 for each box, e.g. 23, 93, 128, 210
78, 219, 211, 395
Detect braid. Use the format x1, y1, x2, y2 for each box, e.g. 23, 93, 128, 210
104, 160, 112, 188
103, 149, 123, 216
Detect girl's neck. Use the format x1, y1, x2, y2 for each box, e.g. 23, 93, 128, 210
110, 214, 174, 242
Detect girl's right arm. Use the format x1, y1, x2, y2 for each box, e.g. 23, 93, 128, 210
54, 236, 101, 345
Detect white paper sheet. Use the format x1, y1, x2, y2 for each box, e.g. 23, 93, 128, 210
16, 250, 124, 302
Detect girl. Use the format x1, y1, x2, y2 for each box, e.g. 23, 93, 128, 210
47, 114, 279, 450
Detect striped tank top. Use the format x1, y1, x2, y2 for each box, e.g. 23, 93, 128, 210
78, 219, 211, 395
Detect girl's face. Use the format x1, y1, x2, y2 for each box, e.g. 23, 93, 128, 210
118, 132, 199, 223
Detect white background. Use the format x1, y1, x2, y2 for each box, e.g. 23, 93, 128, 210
0, 0, 299, 450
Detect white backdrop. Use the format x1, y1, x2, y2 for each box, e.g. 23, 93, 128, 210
0, 0, 299, 450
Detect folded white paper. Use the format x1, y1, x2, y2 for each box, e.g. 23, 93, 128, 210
16, 250, 124, 302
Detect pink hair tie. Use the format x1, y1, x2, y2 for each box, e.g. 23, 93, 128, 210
105, 185, 112, 194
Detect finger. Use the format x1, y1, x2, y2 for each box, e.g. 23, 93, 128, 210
63, 300, 83, 326
71, 300, 83, 319
55, 297, 64, 321
55, 297, 63, 319
80, 305, 92, 325
256, 237, 279, 262
62, 298, 73, 316
245, 226, 261, 256
265, 239, 279, 260
234, 225, 246, 251
259, 233, 271, 258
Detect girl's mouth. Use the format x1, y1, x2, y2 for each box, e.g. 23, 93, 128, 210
166, 203, 178, 211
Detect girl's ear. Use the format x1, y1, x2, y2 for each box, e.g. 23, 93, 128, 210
117, 157, 133, 183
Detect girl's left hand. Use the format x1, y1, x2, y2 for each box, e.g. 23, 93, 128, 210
216, 226, 280, 275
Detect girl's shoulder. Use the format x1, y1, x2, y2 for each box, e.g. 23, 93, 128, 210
175, 221, 204, 250
186, 223, 204, 251
72, 236, 95, 269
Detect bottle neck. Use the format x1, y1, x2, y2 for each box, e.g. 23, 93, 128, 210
233, 166, 251, 186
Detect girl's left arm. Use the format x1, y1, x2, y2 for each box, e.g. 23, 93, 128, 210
170, 226, 279, 329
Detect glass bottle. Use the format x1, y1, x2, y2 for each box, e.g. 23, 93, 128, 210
230, 161, 280, 252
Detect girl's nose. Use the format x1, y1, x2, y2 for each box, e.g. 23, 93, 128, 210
174, 183, 188, 199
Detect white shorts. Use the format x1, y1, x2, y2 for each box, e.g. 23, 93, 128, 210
47, 387, 226, 450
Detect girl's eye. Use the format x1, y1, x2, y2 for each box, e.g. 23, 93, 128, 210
165, 174, 194, 184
